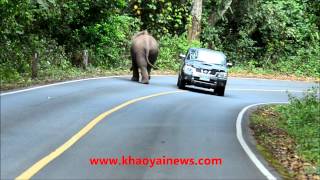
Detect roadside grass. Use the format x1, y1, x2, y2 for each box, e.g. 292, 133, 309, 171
249, 88, 320, 179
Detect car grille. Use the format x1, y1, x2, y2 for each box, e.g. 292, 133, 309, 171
196, 68, 218, 75
210, 69, 218, 75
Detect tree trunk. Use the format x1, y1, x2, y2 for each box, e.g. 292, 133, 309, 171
82, 50, 88, 70
31, 52, 39, 79
188, 0, 202, 41
208, 0, 233, 26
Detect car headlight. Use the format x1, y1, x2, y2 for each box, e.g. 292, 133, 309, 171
217, 72, 227, 79
183, 65, 195, 75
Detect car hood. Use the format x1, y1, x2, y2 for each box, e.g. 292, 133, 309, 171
186, 61, 227, 71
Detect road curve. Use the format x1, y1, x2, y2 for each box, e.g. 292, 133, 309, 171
1, 76, 316, 180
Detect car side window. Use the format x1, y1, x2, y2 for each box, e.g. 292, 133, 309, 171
189, 49, 198, 60
186, 53, 190, 60
186, 49, 198, 61
186, 51, 191, 60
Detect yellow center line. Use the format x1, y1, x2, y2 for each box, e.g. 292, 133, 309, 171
16, 90, 184, 180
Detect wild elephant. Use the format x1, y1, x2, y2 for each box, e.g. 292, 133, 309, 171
130, 30, 159, 84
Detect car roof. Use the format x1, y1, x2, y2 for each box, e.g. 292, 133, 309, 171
189, 47, 223, 54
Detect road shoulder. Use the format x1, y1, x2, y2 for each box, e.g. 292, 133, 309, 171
237, 103, 283, 180
248, 105, 320, 180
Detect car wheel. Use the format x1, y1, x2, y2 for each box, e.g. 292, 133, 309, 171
177, 75, 186, 89
215, 85, 225, 96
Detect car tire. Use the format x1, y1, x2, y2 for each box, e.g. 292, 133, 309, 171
177, 75, 186, 89
215, 85, 225, 96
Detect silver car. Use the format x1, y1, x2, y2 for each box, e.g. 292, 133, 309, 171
177, 48, 232, 96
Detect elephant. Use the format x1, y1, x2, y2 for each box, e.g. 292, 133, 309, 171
130, 30, 159, 84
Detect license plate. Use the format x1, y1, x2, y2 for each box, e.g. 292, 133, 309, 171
199, 74, 210, 81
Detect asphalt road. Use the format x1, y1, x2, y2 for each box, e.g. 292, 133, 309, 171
1, 76, 316, 180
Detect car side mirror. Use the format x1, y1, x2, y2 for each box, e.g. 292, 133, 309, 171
227, 62, 233, 67
179, 54, 186, 60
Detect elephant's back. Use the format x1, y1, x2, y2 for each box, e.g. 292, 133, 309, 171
132, 35, 158, 50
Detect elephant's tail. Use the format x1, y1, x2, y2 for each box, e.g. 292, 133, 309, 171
145, 49, 158, 70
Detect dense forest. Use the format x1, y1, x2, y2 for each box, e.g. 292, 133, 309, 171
1, 0, 319, 84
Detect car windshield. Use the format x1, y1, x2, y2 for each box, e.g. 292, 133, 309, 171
188, 50, 226, 65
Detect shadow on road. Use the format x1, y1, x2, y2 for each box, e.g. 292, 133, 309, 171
114, 77, 178, 89
113, 77, 132, 82
183, 86, 234, 98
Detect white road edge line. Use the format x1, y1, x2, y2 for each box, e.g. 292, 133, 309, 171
236, 102, 288, 180
0, 75, 175, 96
228, 88, 304, 92
229, 77, 313, 82
1, 75, 306, 96
0, 76, 120, 96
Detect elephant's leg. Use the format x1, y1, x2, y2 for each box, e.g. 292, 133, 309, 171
148, 50, 158, 80
147, 66, 151, 80
140, 66, 149, 84
131, 63, 139, 82
131, 47, 139, 82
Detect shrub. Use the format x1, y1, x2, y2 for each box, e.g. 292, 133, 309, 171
277, 88, 320, 165
157, 34, 201, 71
0, 35, 69, 84
200, 0, 320, 77
84, 15, 140, 69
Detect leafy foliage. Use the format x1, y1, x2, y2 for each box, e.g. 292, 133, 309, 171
157, 34, 201, 71
201, 0, 320, 77
0, 0, 319, 85
0, 0, 137, 84
128, 0, 192, 38
84, 15, 140, 69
